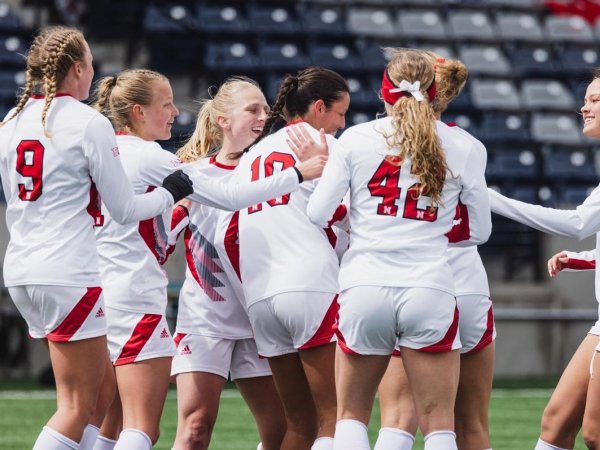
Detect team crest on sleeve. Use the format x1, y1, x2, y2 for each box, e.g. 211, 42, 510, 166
111, 147, 120, 157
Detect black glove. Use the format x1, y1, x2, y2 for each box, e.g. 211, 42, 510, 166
162, 169, 193, 203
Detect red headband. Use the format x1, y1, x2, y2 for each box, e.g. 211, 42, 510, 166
381, 69, 436, 105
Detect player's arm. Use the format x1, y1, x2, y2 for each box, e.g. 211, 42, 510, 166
307, 140, 351, 228
84, 115, 175, 224
548, 249, 596, 277
452, 143, 492, 247
488, 185, 600, 240
180, 155, 327, 211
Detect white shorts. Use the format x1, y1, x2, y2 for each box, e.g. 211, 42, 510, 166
336, 286, 460, 355
8, 285, 106, 342
248, 292, 338, 358
589, 320, 600, 336
457, 294, 496, 354
171, 333, 271, 380
106, 307, 175, 366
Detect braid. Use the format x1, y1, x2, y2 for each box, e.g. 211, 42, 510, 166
91, 76, 118, 117
2, 68, 35, 126
41, 31, 76, 137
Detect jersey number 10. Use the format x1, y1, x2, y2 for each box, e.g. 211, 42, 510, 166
248, 152, 296, 214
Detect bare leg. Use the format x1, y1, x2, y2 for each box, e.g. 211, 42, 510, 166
401, 348, 460, 436
99, 387, 123, 441
377, 356, 418, 434
46, 336, 108, 442
236, 375, 287, 450
115, 357, 171, 444
299, 342, 337, 438
539, 334, 596, 448
455, 343, 494, 450
90, 357, 117, 428
172, 371, 226, 450
268, 352, 319, 450
583, 349, 600, 449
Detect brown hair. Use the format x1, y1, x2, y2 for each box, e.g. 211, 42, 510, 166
2, 26, 88, 137
385, 48, 448, 205
233, 66, 349, 158
92, 69, 167, 133
177, 76, 261, 163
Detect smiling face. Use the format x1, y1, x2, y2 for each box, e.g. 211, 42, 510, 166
135, 78, 179, 141
221, 85, 269, 150
582, 78, 600, 140
306, 91, 351, 136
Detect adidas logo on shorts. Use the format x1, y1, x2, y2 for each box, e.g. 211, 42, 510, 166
181, 344, 192, 355
95, 308, 104, 318
160, 328, 170, 339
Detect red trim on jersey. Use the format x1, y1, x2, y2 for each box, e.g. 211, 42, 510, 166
184, 228, 226, 302
47, 287, 103, 342
324, 227, 338, 248
446, 122, 457, 127
445, 202, 470, 243
173, 332, 187, 348
566, 258, 596, 271
115, 131, 129, 136
31, 92, 73, 99
285, 119, 307, 127
300, 295, 339, 350
391, 349, 402, 357
419, 305, 460, 353
324, 204, 348, 248
114, 314, 162, 365
87, 182, 104, 227
467, 303, 496, 355
210, 155, 236, 170
224, 212, 241, 281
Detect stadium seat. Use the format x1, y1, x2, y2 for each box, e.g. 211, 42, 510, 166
480, 112, 530, 143
347, 7, 396, 38
348, 109, 375, 126
445, 87, 474, 112
458, 45, 511, 76
203, 41, 260, 72
487, 149, 538, 179
509, 185, 539, 204
471, 79, 521, 110
346, 76, 380, 108
0, 69, 22, 103
483, 0, 545, 9
396, 10, 448, 40
560, 185, 595, 205
0, 36, 27, 68
543, 148, 597, 181
443, 113, 481, 138
258, 41, 309, 71
409, 43, 455, 60
544, 15, 594, 43
247, 4, 301, 35
196, 4, 247, 34
299, 5, 346, 36
530, 113, 583, 145
507, 45, 561, 77
558, 45, 599, 76
496, 12, 545, 42
359, 42, 388, 71
308, 41, 363, 72
143, 5, 198, 34
521, 79, 575, 111
447, 11, 496, 42
0, 3, 24, 34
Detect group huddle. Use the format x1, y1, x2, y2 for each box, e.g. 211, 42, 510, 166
3, 24, 600, 450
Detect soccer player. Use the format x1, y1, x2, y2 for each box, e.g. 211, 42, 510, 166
374, 51, 496, 450
90, 69, 328, 450
0, 26, 192, 450
233, 67, 350, 450
488, 70, 600, 450
306, 49, 491, 450
170, 76, 286, 450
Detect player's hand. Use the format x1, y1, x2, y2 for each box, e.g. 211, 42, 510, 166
176, 199, 192, 210
162, 169, 193, 203
296, 155, 328, 181
286, 125, 328, 162
548, 251, 569, 277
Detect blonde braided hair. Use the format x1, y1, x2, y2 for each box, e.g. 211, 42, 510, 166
384, 49, 448, 206
1, 26, 87, 137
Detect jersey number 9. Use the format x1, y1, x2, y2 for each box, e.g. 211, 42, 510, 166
16, 140, 45, 201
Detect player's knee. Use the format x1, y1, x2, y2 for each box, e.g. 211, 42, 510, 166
183, 410, 216, 449
540, 404, 579, 442
286, 415, 318, 442
583, 426, 600, 450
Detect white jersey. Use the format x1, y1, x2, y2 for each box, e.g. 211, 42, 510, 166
235, 122, 340, 307
0, 95, 173, 287
445, 125, 490, 297
307, 118, 492, 294
490, 187, 600, 310
564, 250, 596, 271
95, 135, 181, 314
175, 156, 253, 339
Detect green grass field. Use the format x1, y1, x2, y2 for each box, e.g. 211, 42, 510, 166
0, 383, 588, 450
